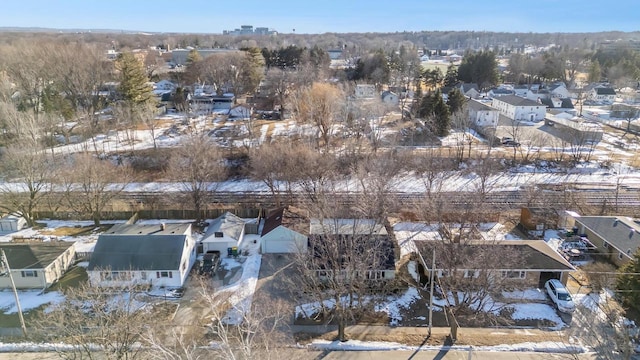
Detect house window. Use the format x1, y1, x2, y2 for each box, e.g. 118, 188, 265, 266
182, 261, 186, 272
603, 242, 609, 249
438, 270, 450, 277
101, 271, 131, 281
156, 271, 173, 279
619, 252, 624, 260
141, 272, 147, 280
463, 270, 479, 278
366, 270, 386, 280
21, 270, 37, 278
502, 271, 526, 279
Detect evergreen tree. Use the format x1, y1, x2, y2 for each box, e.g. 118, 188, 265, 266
616, 249, 640, 313
433, 91, 451, 137
241, 47, 265, 94
116, 52, 152, 106
588, 60, 602, 83
457, 50, 499, 90
443, 64, 459, 87
186, 49, 202, 66
447, 88, 466, 114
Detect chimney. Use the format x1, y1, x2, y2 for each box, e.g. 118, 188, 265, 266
160, 223, 166, 231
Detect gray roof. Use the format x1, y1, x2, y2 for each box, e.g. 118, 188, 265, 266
467, 99, 494, 111
104, 223, 190, 236
0, 243, 73, 270
595, 87, 616, 95
416, 240, 574, 271
460, 83, 479, 92
494, 95, 543, 107
204, 212, 245, 242
87, 234, 188, 271
310, 218, 387, 236
576, 216, 640, 256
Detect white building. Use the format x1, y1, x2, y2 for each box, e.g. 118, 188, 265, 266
492, 95, 547, 122
87, 223, 196, 288
467, 99, 500, 128
201, 212, 246, 254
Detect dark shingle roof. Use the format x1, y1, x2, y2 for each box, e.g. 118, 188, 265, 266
0, 243, 73, 269
87, 234, 187, 271
595, 87, 616, 95
415, 240, 574, 271
494, 94, 542, 107
576, 216, 640, 256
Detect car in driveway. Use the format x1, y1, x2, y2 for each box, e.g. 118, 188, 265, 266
545, 279, 575, 313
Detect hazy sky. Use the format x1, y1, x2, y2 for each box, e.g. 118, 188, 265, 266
1, 0, 638, 34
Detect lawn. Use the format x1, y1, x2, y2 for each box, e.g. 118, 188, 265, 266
39, 225, 111, 237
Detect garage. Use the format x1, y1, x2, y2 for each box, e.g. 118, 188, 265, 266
261, 226, 307, 254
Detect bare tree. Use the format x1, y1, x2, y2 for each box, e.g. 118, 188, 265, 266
248, 141, 296, 207
0, 141, 54, 227
289, 82, 345, 150
166, 134, 226, 222
34, 282, 155, 360
59, 154, 133, 226
290, 212, 394, 342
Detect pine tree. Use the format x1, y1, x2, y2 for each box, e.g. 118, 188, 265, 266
116, 52, 152, 106
433, 91, 451, 137
447, 88, 466, 114
616, 249, 640, 313
443, 64, 459, 87
241, 47, 265, 94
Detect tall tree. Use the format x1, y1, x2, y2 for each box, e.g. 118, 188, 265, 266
447, 88, 466, 114
59, 154, 133, 226
116, 52, 153, 106
443, 64, 459, 87
289, 82, 345, 150
432, 91, 451, 137
457, 51, 499, 90
167, 134, 226, 222
240, 47, 265, 94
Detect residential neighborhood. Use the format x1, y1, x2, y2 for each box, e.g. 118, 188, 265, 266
1, 7, 640, 360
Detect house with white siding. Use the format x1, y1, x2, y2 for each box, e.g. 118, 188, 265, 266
492, 95, 547, 122
87, 223, 196, 288
0, 243, 76, 289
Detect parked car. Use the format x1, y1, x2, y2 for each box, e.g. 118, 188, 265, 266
545, 279, 575, 313
501, 137, 514, 144
503, 140, 521, 147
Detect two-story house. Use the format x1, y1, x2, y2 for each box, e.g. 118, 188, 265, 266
492, 95, 547, 122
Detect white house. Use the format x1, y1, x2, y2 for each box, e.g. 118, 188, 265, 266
260, 207, 308, 254
87, 223, 196, 288
201, 212, 246, 254
0, 243, 76, 289
467, 99, 500, 128
492, 95, 547, 122
513, 85, 529, 97
548, 83, 571, 99
588, 87, 616, 105
381, 91, 399, 105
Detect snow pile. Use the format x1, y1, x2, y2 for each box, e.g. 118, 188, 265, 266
0, 290, 65, 314
375, 287, 421, 326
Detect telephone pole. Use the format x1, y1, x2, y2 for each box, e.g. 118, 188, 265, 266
1, 249, 27, 336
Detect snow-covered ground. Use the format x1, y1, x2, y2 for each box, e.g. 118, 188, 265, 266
0, 290, 64, 314
309, 339, 588, 354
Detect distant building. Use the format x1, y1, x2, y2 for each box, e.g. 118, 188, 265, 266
355, 84, 376, 99
223, 25, 277, 36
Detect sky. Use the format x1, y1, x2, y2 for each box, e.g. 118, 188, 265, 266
0, 0, 638, 34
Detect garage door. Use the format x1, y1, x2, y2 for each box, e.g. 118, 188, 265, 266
264, 240, 293, 253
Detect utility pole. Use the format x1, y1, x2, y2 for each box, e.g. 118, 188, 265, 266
1, 249, 27, 336
428, 248, 436, 337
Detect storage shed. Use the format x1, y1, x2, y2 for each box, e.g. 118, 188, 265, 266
0, 215, 27, 233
